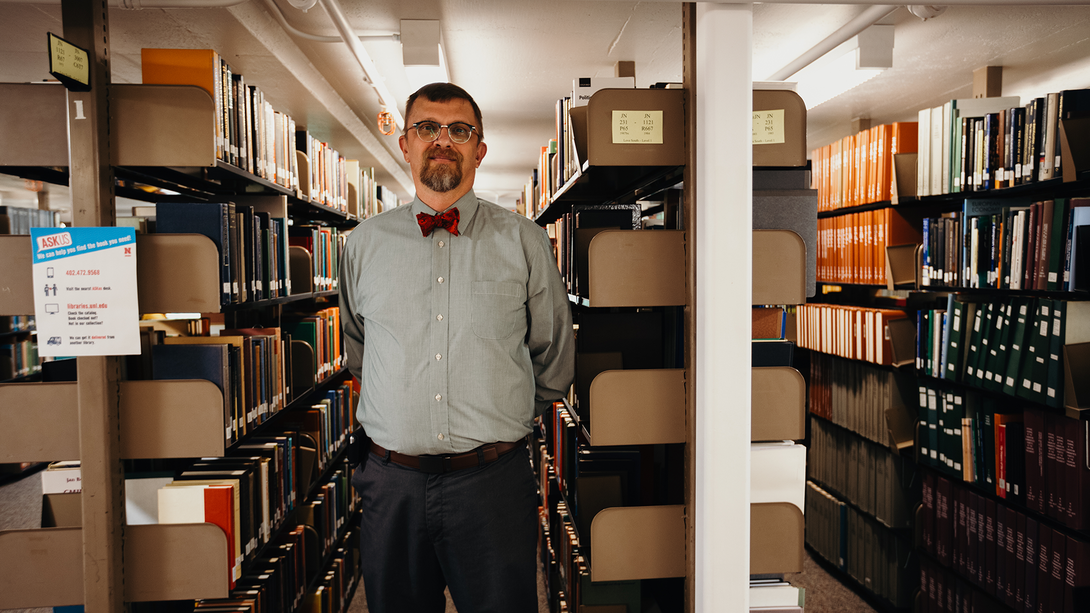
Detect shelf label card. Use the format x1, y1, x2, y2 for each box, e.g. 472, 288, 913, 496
47, 32, 91, 92
753, 109, 786, 145
612, 110, 663, 144
30, 227, 140, 357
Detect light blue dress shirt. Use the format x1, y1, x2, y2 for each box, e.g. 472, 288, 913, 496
339, 190, 575, 455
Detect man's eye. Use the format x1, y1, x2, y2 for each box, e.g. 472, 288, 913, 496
450, 126, 470, 138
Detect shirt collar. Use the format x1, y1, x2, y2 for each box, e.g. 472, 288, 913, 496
411, 190, 480, 233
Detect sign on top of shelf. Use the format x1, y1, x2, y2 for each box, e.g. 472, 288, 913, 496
753, 109, 786, 145
46, 32, 91, 93
30, 227, 141, 357
612, 110, 664, 144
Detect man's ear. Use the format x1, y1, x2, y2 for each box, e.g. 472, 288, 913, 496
399, 134, 410, 163
475, 141, 487, 168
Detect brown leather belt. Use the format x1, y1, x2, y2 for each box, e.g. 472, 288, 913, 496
370, 439, 524, 474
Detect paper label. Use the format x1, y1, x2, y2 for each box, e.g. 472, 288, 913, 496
612, 110, 663, 144
753, 109, 786, 145
47, 33, 89, 87
31, 227, 140, 357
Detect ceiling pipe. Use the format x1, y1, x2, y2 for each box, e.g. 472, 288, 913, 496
261, 0, 399, 44
765, 4, 900, 81
315, 0, 405, 130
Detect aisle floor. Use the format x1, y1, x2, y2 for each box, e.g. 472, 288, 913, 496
1, 469, 879, 613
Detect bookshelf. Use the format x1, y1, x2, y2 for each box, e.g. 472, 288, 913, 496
0, 10, 377, 611
806, 85, 1090, 612
530, 86, 688, 610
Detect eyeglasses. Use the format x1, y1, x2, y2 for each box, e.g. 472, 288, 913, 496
410, 121, 479, 144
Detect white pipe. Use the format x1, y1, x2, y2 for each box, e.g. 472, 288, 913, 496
261, 0, 399, 44
316, 0, 405, 130
765, 4, 899, 81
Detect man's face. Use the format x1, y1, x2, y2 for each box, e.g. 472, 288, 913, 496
399, 97, 486, 196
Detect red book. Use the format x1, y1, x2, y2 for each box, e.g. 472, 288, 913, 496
158, 483, 239, 589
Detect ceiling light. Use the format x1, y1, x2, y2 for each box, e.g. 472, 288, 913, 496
791, 25, 893, 110
401, 20, 450, 91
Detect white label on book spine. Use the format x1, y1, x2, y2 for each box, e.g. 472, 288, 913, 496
752, 109, 786, 145
612, 110, 663, 144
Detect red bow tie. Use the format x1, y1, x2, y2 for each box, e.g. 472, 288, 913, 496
416, 207, 460, 237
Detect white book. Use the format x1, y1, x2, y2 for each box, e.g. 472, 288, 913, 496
750, 441, 806, 513
125, 475, 174, 525
749, 584, 804, 608
941, 101, 952, 194
571, 76, 635, 107
918, 108, 931, 197
40, 461, 82, 494
930, 105, 945, 196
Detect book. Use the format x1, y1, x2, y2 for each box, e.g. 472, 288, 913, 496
158, 482, 239, 587
40, 460, 82, 494
141, 48, 225, 160
156, 201, 234, 306
571, 76, 635, 107
152, 343, 235, 448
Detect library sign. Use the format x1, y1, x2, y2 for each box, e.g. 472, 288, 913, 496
30, 227, 140, 357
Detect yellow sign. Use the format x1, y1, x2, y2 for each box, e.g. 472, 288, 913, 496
612, 110, 664, 144
48, 32, 90, 90
753, 109, 785, 145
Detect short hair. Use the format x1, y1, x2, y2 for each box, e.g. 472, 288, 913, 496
405, 83, 484, 141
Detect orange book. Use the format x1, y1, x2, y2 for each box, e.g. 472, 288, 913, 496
875, 124, 889, 204
888, 122, 920, 200
141, 48, 224, 161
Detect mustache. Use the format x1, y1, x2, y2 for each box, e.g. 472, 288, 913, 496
427, 147, 461, 162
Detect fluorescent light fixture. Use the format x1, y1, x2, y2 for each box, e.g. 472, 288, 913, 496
792, 25, 893, 110
401, 20, 450, 91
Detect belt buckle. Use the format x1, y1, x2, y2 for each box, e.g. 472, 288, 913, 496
417, 455, 448, 474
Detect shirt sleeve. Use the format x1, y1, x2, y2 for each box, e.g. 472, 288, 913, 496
338, 235, 365, 381
524, 224, 575, 415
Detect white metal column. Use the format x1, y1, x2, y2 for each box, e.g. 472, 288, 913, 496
695, 3, 753, 610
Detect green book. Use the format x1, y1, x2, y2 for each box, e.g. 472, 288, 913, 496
945, 389, 966, 476
918, 383, 931, 464
944, 298, 966, 382
1002, 297, 1036, 397
983, 301, 1014, 393
964, 303, 986, 386
1045, 299, 1065, 408
1047, 198, 1069, 291
968, 303, 995, 387
1017, 300, 1052, 404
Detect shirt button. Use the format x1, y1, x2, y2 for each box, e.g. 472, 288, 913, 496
435, 393, 442, 401
435, 353, 442, 361
438, 240, 445, 248
438, 433, 445, 440
436, 314, 443, 321
437, 277, 445, 284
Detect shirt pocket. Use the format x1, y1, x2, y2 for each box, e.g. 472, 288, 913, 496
472, 281, 526, 340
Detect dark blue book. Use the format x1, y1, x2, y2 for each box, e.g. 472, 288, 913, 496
153, 343, 233, 447
156, 202, 233, 306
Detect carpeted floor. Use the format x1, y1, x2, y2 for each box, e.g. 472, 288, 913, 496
1, 467, 879, 613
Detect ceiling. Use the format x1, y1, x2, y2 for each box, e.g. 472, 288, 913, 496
2, 1, 1090, 219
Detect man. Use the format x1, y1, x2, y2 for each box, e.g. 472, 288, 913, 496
339, 82, 575, 613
